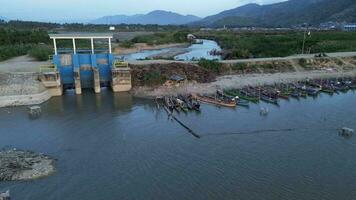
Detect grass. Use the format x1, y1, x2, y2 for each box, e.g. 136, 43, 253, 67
197, 31, 356, 59
143, 71, 165, 86
0, 44, 32, 61
198, 59, 222, 73
28, 45, 53, 61
131, 31, 189, 46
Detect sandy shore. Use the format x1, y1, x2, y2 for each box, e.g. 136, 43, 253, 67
132, 69, 356, 98
115, 43, 190, 55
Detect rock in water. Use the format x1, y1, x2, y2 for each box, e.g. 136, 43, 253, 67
0, 190, 10, 200
0, 149, 55, 181
339, 127, 354, 138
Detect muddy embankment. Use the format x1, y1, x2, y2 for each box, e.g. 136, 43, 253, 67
0, 73, 51, 108
131, 56, 356, 97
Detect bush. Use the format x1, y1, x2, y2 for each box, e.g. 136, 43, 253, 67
198, 59, 222, 73
143, 71, 165, 86
0, 44, 32, 61
232, 63, 248, 71
120, 41, 134, 48
28, 45, 53, 61
298, 58, 307, 67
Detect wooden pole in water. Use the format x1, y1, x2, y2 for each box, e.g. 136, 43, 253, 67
162, 104, 200, 139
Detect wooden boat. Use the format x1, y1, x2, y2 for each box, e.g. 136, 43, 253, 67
176, 98, 188, 112
236, 98, 250, 107
227, 89, 259, 103
260, 94, 279, 105
193, 94, 236, 108
218, 90, 249, 107
290, 90, 301, 99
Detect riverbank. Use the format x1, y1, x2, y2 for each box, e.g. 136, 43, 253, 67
0, 149, 55, 181
0, 73, 51, 108
132, 69, 356, 98
0, 54, 355, 107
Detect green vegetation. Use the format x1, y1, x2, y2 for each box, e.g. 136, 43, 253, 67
131, 31, 189, 45
231, 63, 248, 71
197, 31, 356, 59
198, 59, 222, 73
0, 27, 50, 61
28, 45, 53, 61
119, 41, 134, 48
143, 71, 165, 86
0, 44, 33, 61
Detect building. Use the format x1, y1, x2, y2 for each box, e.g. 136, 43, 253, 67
343, 24, 356, 31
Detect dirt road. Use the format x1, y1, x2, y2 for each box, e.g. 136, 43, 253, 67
0, 55, 50, 73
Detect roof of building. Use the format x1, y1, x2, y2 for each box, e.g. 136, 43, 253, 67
49, 33, 113, 39
170, 74, 185, 82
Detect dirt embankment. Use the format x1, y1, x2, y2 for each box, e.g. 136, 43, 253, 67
130, 63, 216, 87
0, 73, 51, 108
131, 56, 356, 98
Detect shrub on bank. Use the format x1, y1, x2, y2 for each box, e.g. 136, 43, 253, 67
28, 45, 53, 61
120, 41, 134, 48
143, 71, 165, 86
198, 59, 222, 73
0, 44, 32, 61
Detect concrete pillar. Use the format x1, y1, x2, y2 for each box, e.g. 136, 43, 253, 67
111, 67, 132, 92
108, 38, 112, 54
73, 38, 77, 54
53, 38, 58, 55
93, 68, 101, 94
74, 70, 82, 95
91, 38, 94, 54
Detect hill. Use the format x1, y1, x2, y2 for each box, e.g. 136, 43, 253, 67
195, 0, 356, 27
92, 10, 201, 25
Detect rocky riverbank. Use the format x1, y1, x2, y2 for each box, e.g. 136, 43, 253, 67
0, 149, 56, 181
0, 73, 51, 108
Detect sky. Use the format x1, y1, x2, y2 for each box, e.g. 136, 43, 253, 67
0, 0, 285, 22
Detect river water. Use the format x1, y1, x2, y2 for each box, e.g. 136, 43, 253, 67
121, 39, 221, 61
0, 90, 356, 200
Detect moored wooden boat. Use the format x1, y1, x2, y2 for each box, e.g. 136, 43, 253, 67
193, 94, 236, 108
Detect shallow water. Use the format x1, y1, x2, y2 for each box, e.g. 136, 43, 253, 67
121, 39, 221, 61
174, 39, 221, 61
0, 90, 356, 200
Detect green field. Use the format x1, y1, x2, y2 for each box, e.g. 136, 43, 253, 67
196, 31, 356, 59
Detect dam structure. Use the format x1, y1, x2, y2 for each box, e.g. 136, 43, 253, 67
39, 33, 131, 96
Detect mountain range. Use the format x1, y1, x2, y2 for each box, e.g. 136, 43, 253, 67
195, 0, 356, 27
91, 10, 201, 25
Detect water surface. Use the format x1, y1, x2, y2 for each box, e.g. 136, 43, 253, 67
0, 90, 355, 200
120, 39, 221, 61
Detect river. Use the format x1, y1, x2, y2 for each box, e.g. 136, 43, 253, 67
0, 90, 356, 200
121, 39, 221, 61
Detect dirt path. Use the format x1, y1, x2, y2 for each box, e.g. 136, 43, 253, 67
0, 55, 50, 73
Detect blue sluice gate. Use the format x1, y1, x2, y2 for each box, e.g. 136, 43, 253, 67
53, 53, 114, 89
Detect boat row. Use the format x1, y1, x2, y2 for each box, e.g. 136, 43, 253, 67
156, 77, 356, 109
157, 94, 201, 114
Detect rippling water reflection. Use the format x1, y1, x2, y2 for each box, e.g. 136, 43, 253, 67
0, 90, 356, 200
